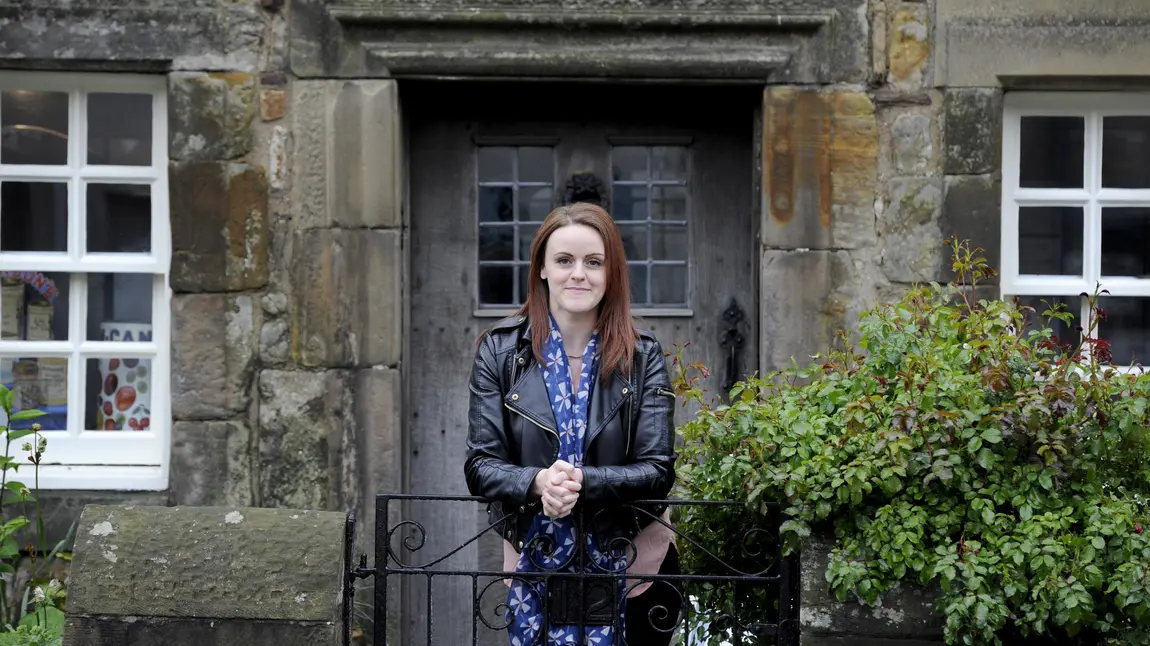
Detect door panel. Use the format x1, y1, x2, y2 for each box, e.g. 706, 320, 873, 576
406, 82, 759, 645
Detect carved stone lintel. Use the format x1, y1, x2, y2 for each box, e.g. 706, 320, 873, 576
289, 0, 865, 81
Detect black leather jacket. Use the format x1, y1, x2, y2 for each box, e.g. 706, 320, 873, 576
463, 314, 677, 552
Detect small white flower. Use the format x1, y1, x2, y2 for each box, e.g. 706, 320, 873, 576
32, 587, 45, 603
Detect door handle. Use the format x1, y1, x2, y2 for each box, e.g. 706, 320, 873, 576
720, 297, 746, 392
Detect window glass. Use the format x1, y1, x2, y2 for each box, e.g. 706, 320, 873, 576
610, 145, 690, 307
1003, 99, 1150, 369
476, 146, 554, 308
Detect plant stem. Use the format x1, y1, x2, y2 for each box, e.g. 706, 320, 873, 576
0, 402, 10, 627
34, 429, 44, 582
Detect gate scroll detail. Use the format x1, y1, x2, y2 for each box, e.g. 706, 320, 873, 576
348, 494, 800, 646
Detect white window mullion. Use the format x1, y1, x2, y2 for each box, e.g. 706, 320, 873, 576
75, 89, 89, 260
151, 273, 171, 478
1000, 110, 1022, 283
1084, 112, 1102, 289
67, 272, 86, 438
151, 89, 170, 268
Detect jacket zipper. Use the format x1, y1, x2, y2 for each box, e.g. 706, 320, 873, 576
624, 392, 633, 456
504, 402, 560, 459
655, 387, 676, 398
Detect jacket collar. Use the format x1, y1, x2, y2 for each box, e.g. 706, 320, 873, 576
505, 318, 635, 449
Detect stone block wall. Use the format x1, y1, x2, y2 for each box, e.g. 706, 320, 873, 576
759, 0, 1007, 372
0, 1, 404, 565
800, 538, 944, 645
64, 505, 348, 645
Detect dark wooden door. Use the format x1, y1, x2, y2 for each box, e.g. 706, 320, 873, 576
404, 81, 759, 645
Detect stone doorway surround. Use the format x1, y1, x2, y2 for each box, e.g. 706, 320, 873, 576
284, 0, 875, 560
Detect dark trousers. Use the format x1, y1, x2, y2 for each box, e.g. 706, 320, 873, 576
623, 545, 682, 645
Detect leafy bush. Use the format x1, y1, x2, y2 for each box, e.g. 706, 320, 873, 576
673, 240, 1150, 645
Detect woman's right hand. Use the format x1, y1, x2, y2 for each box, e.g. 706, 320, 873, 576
534, 460, 582, 518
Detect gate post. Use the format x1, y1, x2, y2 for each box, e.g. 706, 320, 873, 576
778, 550, 802, 646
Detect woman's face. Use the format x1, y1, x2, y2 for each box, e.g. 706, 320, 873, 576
540, 223, 607, 318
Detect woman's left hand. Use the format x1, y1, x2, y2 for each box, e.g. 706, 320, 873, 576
541, 461, 583, 518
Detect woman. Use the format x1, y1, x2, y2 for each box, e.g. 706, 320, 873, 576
464, 202, 681, 645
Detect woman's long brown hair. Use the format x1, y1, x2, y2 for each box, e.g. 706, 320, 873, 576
516, 202, 638, 379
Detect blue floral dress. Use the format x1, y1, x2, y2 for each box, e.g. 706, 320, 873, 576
506, 315, 628, 645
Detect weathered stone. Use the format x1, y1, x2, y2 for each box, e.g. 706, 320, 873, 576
760, 248, 882, 372
801, 536, 943, 640
170, 161, 269, 292
881, 178, 944, 283
291, 229, 402, 368
290, 0, 867, 83
260, 318, 290, 365
0, 3, 261, 71
64, 616, 338, 646
892, 112, 933, 174
290, 80, 403, 230
257, 370, 355, 510
830, 92, 880, 248
941, 174, 1001, 283
889, 7, 930, 89
258, 12, 289, 74
763, 88, 878, 250
67, 505, 346, 621
333, 80, 403, 229
262, 292, 289, 316
870, 0, 887, 78
935, 3, 1150, 87
353, 367, 402, 551
170, 420, 252, 507
944, 88, 1002, 175
802, 637, 943, 646
169, 72, 257, 161
260, 89, 285, 122
5, 491, 169, 549
171, 294, 257, 419
268, 124, 289, 193
290, 81, 336, 230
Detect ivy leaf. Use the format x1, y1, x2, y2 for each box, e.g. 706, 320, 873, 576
981, 428, 1003, 444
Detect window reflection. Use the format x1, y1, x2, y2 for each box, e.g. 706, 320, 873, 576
1100, 208, 1150, 278
1017, 207, 1083, 276
1102, 117, 1150, 189
1099, 297, 1150, 366
87, 93, 153, 166
87, 184, 151, 253
1019, 117, 1084, 189
1, 90, 68, 166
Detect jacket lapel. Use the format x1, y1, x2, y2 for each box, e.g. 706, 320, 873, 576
505, 352, 559, 436
585, 367, 633, 451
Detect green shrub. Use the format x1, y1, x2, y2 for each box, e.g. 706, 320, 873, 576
673, 240, 1150, 645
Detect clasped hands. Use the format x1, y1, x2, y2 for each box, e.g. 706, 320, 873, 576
532, 460, 583, 518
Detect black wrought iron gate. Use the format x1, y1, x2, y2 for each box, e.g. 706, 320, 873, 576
345, 494, 800, 646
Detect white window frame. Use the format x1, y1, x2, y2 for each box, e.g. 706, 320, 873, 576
1001, 92, 1150, 374
0, 71, 170, 490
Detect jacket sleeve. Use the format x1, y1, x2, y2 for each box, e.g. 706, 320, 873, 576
579, 337, 677, 503
463, 332, 543, 505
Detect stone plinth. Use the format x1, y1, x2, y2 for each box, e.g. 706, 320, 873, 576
64, 505, 348, 646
